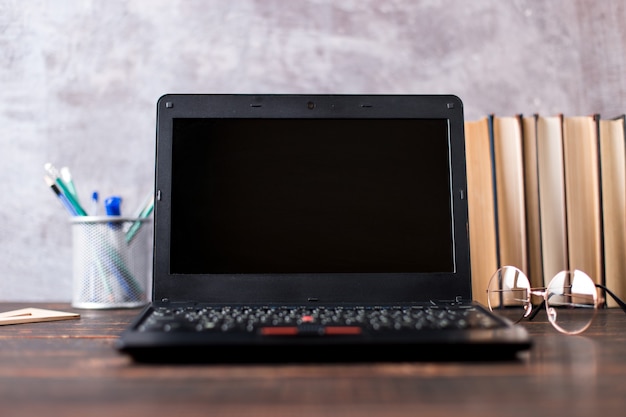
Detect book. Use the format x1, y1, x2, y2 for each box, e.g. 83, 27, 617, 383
535, 115, 569, 282
599, 115, 626, 306
521, 115, 544, 289
464, 117, 498, 305
492, 115, 528, 274
562, 115, 603, 285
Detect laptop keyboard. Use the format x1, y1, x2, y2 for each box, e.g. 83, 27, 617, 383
137, 304, 504, 335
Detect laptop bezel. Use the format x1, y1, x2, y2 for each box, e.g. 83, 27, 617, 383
151, 94, 471, 304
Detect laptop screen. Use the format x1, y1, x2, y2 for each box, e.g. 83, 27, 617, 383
153, 95, 470, 304
170, 118, 455, 275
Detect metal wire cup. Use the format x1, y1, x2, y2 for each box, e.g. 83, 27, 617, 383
70, 216, 152, 309
486, 266, 598, 335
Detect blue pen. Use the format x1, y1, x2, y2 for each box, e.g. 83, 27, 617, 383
45, 176, 78, 216
104, 196, 122, 216
44, 163, 87, 216
104, 196, 122, 229
91, 191, 99, 216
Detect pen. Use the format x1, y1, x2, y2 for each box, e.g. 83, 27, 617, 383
125, 193, 154, 243
131, 191, 154, 218
44, 176, 78, 216
104, 195, 122, 229
60, 166, 81, 205
44, 163, 87, 216
104, 196, 122, 216
91, 191, 99, 216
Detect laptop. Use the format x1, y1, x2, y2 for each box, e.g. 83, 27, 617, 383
116, 94, 531, 363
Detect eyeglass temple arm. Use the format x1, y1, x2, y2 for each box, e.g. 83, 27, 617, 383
527, 286, 626, 321
526, 300, 545, 321
596, 284, 626, 314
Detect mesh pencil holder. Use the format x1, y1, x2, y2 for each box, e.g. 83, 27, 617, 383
70, 216, 152, 309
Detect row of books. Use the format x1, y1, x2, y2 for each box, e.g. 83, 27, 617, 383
465, 113, 626, 308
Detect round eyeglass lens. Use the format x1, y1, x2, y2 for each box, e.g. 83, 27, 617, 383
487, 266, 531, 321
545, 270, 597, 334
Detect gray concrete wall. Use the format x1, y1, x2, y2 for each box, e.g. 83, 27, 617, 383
2, 0, 625, 301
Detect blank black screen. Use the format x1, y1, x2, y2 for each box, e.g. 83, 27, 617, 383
170, 118, 455, 274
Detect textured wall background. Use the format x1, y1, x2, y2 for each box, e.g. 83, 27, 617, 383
1, 0, 625, 301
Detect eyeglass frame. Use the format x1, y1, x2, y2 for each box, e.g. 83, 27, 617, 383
486, 265, 626, 334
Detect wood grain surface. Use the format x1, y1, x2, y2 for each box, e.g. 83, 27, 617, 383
0, 302, 625, 417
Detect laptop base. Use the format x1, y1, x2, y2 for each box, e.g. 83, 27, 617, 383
116, 303, 532, 364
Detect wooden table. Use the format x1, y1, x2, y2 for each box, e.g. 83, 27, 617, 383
1, 302, 625, 417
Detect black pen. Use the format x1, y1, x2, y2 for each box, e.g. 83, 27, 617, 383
44, 176, 78, 216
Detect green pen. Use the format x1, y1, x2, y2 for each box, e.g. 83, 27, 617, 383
125, 194, 154, 243
44, 163, 87, 216
60, 166, 81, 205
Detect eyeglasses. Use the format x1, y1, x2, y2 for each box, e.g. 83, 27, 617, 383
486, 265, 626, 335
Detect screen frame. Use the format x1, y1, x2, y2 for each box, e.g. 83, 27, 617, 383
152, 94, 471, 304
